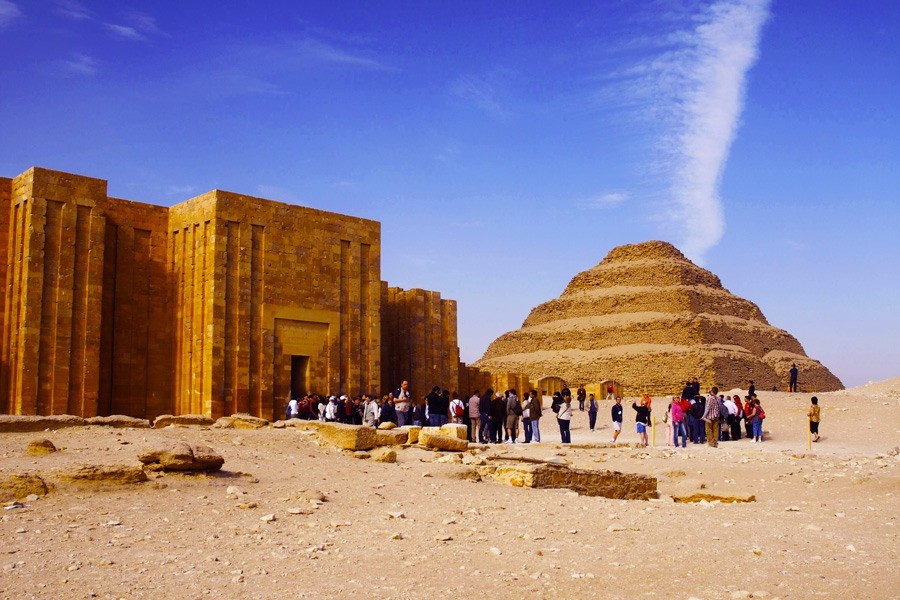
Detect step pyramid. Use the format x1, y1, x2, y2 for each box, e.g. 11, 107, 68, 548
475, 241, 843, 395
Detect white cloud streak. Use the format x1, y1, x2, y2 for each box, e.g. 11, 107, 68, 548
645, 0, 771, 262
581, 192, 630, 209
0, 0, 22, 29
55, 0, 91, 20
63, 53, 97, 76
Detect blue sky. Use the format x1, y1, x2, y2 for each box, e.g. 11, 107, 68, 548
1, 1, 897, 387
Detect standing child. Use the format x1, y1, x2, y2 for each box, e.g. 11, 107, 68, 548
808, 396, 821, 442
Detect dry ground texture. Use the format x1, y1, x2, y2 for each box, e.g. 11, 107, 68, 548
1, 380, 898, 599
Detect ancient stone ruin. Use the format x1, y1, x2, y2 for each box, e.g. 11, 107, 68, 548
476, 241, 843, 395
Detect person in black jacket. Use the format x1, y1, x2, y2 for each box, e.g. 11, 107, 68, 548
632, 398, 651, 446
478, 389, 493, 443
610, 397, 623, 443
426, 386, 443, 427
490, 392, 506, 443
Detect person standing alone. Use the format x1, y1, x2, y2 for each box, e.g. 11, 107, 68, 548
789, 364, 799, 392
610, 397, 623, 443
808, 396, 821, 442
587, 393, 598, 431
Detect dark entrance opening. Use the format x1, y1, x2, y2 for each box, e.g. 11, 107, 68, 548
291, 356, 309, 398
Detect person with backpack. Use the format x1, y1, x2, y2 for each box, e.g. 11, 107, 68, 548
610, 396, 623, 443
490, 391, 506, 443
702, 387, 721, 447
505, 389, 522, 443
528, 390, 542, 443
689, 396, 706, 444
749, 398, 765, 442
556, 392, 572, 443
450, 392, 465, 425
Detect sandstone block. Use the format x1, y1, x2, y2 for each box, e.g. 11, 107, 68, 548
403, 426, 422, 444
27, 439, 58, 456
375, 429, 409, 446
672, 493, 756, 504
213, 414, 269, 429
152, 414, 215, 428
480, 463, 656, 500
440, 423, 468, 440
85, 415, 151, 428
371, 447, 397, 463
0, 415, 86, 432
378, 422, 396, 430
55, 465, 148, 486
419, 430, 468, 452
0, 473, 50, 501
138, 442, 224, 472
317, 423, 376, 451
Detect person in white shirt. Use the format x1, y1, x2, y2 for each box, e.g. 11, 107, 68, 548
557, 393, 572, 444
324, 397, 337, 422
287, 397, 299, 419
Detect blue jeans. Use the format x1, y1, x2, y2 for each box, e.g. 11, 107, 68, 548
558, 418, 571, 443
531, 418, 541, 442
437, 414, 448, 427
523, 418, 532, 442
429, 414, 441, 427
673, 421, 687, 447
588, 410, 598, 430
752, 420, 763, 439
396, 412, 408, 427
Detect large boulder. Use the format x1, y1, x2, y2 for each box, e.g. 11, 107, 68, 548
213, 414, 269, 429
317, 423, 376, 451
138, 442, 224, 472
419, 429, 468, 452
440, 423, 468, 440
152, 414, 215, 428
375, 429, 409, 446
0, 414, 86, 432
0, 473, 50, 501
86, 415, 151, 428
377, 421, 396, 430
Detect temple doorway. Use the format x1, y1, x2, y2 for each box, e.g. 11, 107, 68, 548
291, 355, 309, 398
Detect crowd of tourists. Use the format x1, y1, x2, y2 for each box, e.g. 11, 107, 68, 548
284, 378, 822, 446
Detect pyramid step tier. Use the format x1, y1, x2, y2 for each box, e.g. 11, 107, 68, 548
524, 285, 766, 326
475, 345, 842, 396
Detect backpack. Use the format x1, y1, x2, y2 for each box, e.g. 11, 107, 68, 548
758, 407, 766, 419
452, 400, 464, 417
690, 402, 704, 419
512, 400, 523, 416
551, 399, 561, 414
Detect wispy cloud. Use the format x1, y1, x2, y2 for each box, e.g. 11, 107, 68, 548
294, 37, 395, 71
62, 53, 97, 76
643, 0, 771, 261
55, 0, 91, 20
580, 192, 630, 209
0, 0, 22, 29
104, 11, 160, 41
452, 74, 510, 119
165, 184, 198, 198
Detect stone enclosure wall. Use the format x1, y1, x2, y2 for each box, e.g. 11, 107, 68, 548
0, 167, 458, 421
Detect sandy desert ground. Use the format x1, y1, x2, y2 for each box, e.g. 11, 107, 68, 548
1, 379, 898, 599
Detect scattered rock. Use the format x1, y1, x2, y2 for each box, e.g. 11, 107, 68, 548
352, 451, 371, 459
26, 439, 57, 456
138, 442, 224, 472
785, 505, 801, 511
152, 414, 215, 428
371, 447, 397, 463
260, 514, 276, 523
403, 426, 422, 444
378, 422, 396, 430
607, 524, 626, 532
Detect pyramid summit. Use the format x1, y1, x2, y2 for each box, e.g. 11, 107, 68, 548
475, 241, 843, 395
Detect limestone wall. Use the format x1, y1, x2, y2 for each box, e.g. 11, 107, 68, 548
381, 285, 458, 399
1, 169, 107, 417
